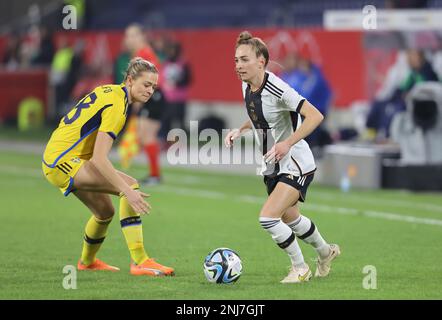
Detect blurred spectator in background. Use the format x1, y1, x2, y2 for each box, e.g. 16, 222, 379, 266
2, 33, 22, 70
280, 53, 305, 96
123, 23, 165, 185
161, 41, 192, 136
50, 38, 74, 114
365, 49, 439, 141
30, 26, 54, 67
280, 52, 332, 150
150, 33, 170, 64
64, 40, 86, 97
390, 81, 442, 164
113, 41, 131, 84
401, 49, 439, 92
19, 25, 42, 69
50, 39, 86, 118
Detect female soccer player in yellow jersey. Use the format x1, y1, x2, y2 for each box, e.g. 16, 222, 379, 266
42, 58, 174, 276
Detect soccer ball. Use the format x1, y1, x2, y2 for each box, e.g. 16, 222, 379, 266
203, 248, 242, 284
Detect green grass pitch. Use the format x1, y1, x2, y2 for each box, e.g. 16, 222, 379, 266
0, 150, 441, 299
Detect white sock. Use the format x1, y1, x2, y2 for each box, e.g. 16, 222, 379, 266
259, 217, 305, 268
287, 215, 330, 258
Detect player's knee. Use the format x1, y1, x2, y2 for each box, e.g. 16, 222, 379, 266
94, 204, 115, 220
281, 207, 300, 223
259, 208, 281, 219
259, 210, 281, 219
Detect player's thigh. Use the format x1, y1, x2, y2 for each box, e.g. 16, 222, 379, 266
73, 190, 115, 220
73, 160, 137, 195
260, 182, 300, 218
281, 203, 300, 224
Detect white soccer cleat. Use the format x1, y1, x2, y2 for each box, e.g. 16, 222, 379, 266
280, 264, 312, 284
315, 244, 341, 278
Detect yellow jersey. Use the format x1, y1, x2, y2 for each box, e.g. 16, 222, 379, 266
43, 83, 129, 168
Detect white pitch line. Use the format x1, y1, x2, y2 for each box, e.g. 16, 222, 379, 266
313, 190, 442, 213
140, 170, 442, 213
0, 165, 43, 178
153, 185, 442, 227
3, 161, 442, 213
1, 165, 442, 227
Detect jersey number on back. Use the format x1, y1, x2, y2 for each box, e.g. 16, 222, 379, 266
64, 92, 97, 124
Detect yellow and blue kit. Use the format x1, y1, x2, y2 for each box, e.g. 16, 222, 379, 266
42, 84, 129, 196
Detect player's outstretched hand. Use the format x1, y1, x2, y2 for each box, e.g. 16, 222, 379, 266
225, 129, 241, 148
124, 189, 151, 215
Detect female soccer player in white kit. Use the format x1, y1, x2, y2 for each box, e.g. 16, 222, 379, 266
225, 31, 340, 283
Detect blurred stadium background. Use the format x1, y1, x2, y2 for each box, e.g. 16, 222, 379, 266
0, 0, 441, 300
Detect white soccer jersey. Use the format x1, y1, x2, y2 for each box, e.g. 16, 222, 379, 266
241, 71, 316, 177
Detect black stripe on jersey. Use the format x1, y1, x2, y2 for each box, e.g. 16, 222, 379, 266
56, 165, 68, 174
63, 162, 72, 170
296, 99, 305, 113
59, 163, 71, 173
250, 72, 269, 95
264, 85, 282, 99
266, 81, 284, 95
80, 104, 113, 138
245, 87, 270, 131
290, 156, 303, 176
123, 97, 128, 115
303, 168, 317, 176
289, 111, 298, 131
245, 86, 274, 156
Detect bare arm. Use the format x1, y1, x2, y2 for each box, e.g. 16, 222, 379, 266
90, 132, 133, 194
90, 132, 150, 214
285, 100, 324, 147
264, 100, 324, 163
225, 120, 253, 147
239, 120, 253, 134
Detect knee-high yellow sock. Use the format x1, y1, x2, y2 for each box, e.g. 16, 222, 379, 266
120, 183, 149, 265
80, 216, 112, 266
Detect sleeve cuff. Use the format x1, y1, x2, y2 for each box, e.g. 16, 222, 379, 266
106, 132, 117, 140
296, 99, 305, 113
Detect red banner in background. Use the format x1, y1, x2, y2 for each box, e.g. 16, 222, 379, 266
0, 70, 48, 121
0, 28, 365, 120
176, 29, 365, 106
52, 28, 366, 107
